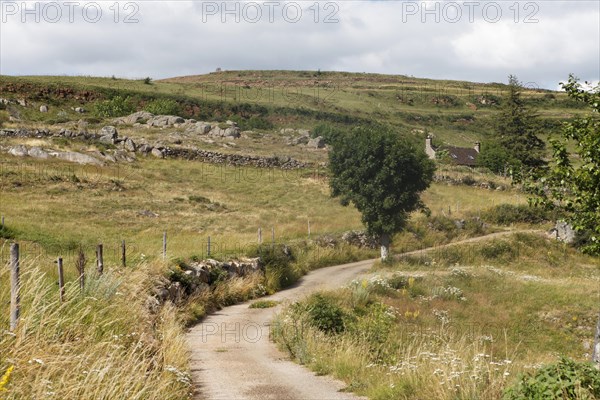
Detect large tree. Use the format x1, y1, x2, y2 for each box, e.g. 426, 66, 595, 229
528, 75, 600, 255
329, 126, 435, 260
497, 75, 546, 173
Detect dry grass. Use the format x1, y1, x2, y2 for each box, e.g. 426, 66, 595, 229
272, 234, 600, 400
0, 257, 191, 400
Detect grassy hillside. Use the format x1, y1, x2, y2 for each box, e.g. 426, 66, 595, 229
0, 71, 596, 399
0, 71, 587, 151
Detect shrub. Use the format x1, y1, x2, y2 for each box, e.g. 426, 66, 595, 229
503, 358, 600, 400
249, 244, 297, 292
311, 123, 344, 144
143, 77, 152, 85
480, 240, 519, 261
483, 204, 559, 225
144, 98, 181, 116
477, 140, 513, 174
306, 293, 346, 334
94, 95, 135, 118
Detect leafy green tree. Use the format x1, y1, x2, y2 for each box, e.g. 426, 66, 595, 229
476, 140, 512, 174
329, 126, 435, 260
496, 75, 545, 172
528, 76, 600, 255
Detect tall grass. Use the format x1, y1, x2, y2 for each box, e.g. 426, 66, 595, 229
0, 257, 191, 399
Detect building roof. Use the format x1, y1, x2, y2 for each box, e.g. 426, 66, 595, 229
439, 146, 479, 166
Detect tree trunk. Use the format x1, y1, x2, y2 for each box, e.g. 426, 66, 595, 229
593, 311, 600, 365
380, 233, 390, 261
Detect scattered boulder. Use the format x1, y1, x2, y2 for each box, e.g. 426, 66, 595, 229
138, 144, 153, 154
124, 138, 137, 152
151, 148, 165, 159
17, 99, 27, 107
99, 126, 118, 144
190, 122, 212, 135
28, 147, 49, 159
74, 107, 85, 113
554, 220, 576, 244
39, 105, 48, 113
53, 151, 103, 166
307, 136, 326, 149
8, 145, 28, 157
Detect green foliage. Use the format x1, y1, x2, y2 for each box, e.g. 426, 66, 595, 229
143, 77, 152, 85
249, 300, 279, 309
527, 76, 600, 254
503, 358, 600, 400
477, 140, 513, 174
312, 123, 345, 144
496, 75, 546, 171
482, 204, 560, 225
0, 224, 16, 240
329, 126, 436, 253
306, 293, 346, 334
94, 95, 135, 118
250, 244, 297, 292
144, 98, 181, 116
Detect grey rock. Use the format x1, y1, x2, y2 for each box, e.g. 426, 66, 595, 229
54, 151, 103, 166
75, 107, 85, 113
39, 105, 48, 113
223, 127, 240, 138
555, 220, 576, 244
99, 126, 118, 142
307, 136, 326, 149
17, 99, 27, 107
192, 122, 212, 135
151, 148, 165, 159
124, 138, 137, 152
114, 149, 136, 162
138, 144, 153, 154
28, 147, 49, 159
117, 111, 153, 125
8, 145, 28, 157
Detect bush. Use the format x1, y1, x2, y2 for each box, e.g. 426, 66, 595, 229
311, 123, 344, 144
94, 95, 135, 118
503, 358, 600, 400
249, 244, 297, 292
306, 293, 346, 334
483, 204, 558, 225
477, 140, 513, 174
144, 98, 181, 116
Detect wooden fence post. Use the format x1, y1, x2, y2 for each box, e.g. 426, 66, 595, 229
163, 232, 167, 260
9, 243, 20, 332
57, 257, 65, 302
76, 247, 86, 293
121, 240, 126, 268
1, 216, 4, 227
271, 227, 275, 246
308, 220, 311, 239
207, 236, 211, 258
96, 244, 104, 276
258, 228, 262, 244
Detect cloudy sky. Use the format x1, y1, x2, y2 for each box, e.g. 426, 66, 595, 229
0, 0, 598, 89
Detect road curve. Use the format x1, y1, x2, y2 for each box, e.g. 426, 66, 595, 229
187, 230, 542, 400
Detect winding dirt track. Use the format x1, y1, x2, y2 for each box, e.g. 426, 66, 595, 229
187, 230, 541, 400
